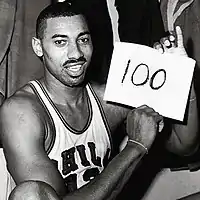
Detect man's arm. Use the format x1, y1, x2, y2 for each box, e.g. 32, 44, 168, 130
166, 82, 199, 155
9, 143, 144, 200
64, 142, 145, 200
1, 93, 162, 200
154, 26, 199, 156
0, 95, 68, 196
64, 105, 163, 200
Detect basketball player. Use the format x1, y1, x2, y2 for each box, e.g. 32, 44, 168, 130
0, 2, 198, 200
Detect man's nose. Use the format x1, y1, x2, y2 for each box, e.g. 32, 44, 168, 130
67, 42, 83, 59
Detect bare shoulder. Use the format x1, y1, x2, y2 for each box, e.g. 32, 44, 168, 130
90, 82, 130, 131
0, 85, 47, 143
0, 86, 44, 121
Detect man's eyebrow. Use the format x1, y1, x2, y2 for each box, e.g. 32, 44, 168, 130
78, 31, 90, 37
51, 32, 90, 39
51, 34, 68, 39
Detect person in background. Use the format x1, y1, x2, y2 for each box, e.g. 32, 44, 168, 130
160, 0, 200, 110
0, 2, 198, 200
160, 0, 200, 199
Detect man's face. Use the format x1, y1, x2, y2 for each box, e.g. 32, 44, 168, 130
40, 15, 93, 87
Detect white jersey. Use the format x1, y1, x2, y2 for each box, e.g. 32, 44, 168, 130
0, 80, 112, 199
29, 80, 112, 192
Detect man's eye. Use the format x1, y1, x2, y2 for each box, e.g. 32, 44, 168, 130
54, 40, 67, 46
78, 38, 90, 45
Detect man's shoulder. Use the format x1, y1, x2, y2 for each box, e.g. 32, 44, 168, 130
89, 82, 130, 131
0, 84, 48, 140
0, 85, 49, 156
0, 84, 42, 119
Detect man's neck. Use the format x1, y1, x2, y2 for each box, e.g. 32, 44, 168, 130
40, 77, 87, 107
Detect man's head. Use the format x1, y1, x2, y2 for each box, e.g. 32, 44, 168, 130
32, 2, 93, 87
36, 1, 85, 40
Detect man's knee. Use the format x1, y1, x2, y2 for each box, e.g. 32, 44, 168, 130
9, 181, 60, 200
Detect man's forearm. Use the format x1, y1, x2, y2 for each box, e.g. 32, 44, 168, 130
167, 83, 199, 155
63, 143, 145, 200
106, 154, 143, 200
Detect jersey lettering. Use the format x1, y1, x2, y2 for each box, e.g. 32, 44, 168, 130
88, 142, 102, 167
64, 174, 77, 192
83, 167, 100, 182
60, 143, 110, 190
61, 147, 78, 175
76, 145, 90, 167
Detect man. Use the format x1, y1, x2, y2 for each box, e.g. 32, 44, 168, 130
0, 2, 198, 200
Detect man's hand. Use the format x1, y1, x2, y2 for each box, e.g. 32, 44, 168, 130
153, 26, 187, 57
126, 105, 163, 150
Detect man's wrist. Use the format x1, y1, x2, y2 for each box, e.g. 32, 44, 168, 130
127, 139, 148, 155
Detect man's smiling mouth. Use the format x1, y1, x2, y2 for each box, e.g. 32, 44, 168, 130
67, 64, 82, 72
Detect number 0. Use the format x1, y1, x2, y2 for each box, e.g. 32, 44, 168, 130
150, 69, 166, 90
131, 63, 149, 86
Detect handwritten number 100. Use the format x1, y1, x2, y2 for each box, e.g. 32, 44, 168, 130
121, 60, 166, 90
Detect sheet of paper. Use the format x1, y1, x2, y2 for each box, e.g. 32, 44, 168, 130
104, 42, 196, 121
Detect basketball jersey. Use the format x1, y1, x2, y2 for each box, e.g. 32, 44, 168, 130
1, 80, 112, 199
29, 80, 112, 192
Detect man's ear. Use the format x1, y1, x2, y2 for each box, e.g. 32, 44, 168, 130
32, 37, 43, 57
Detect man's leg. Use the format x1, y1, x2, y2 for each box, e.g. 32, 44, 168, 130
9, 181, 60, 200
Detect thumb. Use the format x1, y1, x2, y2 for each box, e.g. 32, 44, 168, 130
176, 26, 184, 48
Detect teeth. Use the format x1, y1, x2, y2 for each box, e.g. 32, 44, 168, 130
68, 65, 82, 72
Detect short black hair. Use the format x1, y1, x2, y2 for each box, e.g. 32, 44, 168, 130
36, 1, 88, 39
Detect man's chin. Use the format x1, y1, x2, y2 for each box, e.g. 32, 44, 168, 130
66, 77, 87, 88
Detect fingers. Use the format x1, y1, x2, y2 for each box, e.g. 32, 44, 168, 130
176, 26, 184, 48
153, 31, 177, 52
159, 36, 175, 51
168, 34, 176, 48
137, 105, 148, 109
153, 42, 164, 54
126, 105, 164, 149
160, 37, 171, 50
153, 37, 173, 53
136, 105, 163, 123
153, 26, 187, 57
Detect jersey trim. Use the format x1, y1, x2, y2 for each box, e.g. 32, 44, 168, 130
87, 84, 113, 152
28, 82, 56, 154
35, 80, 93, 135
